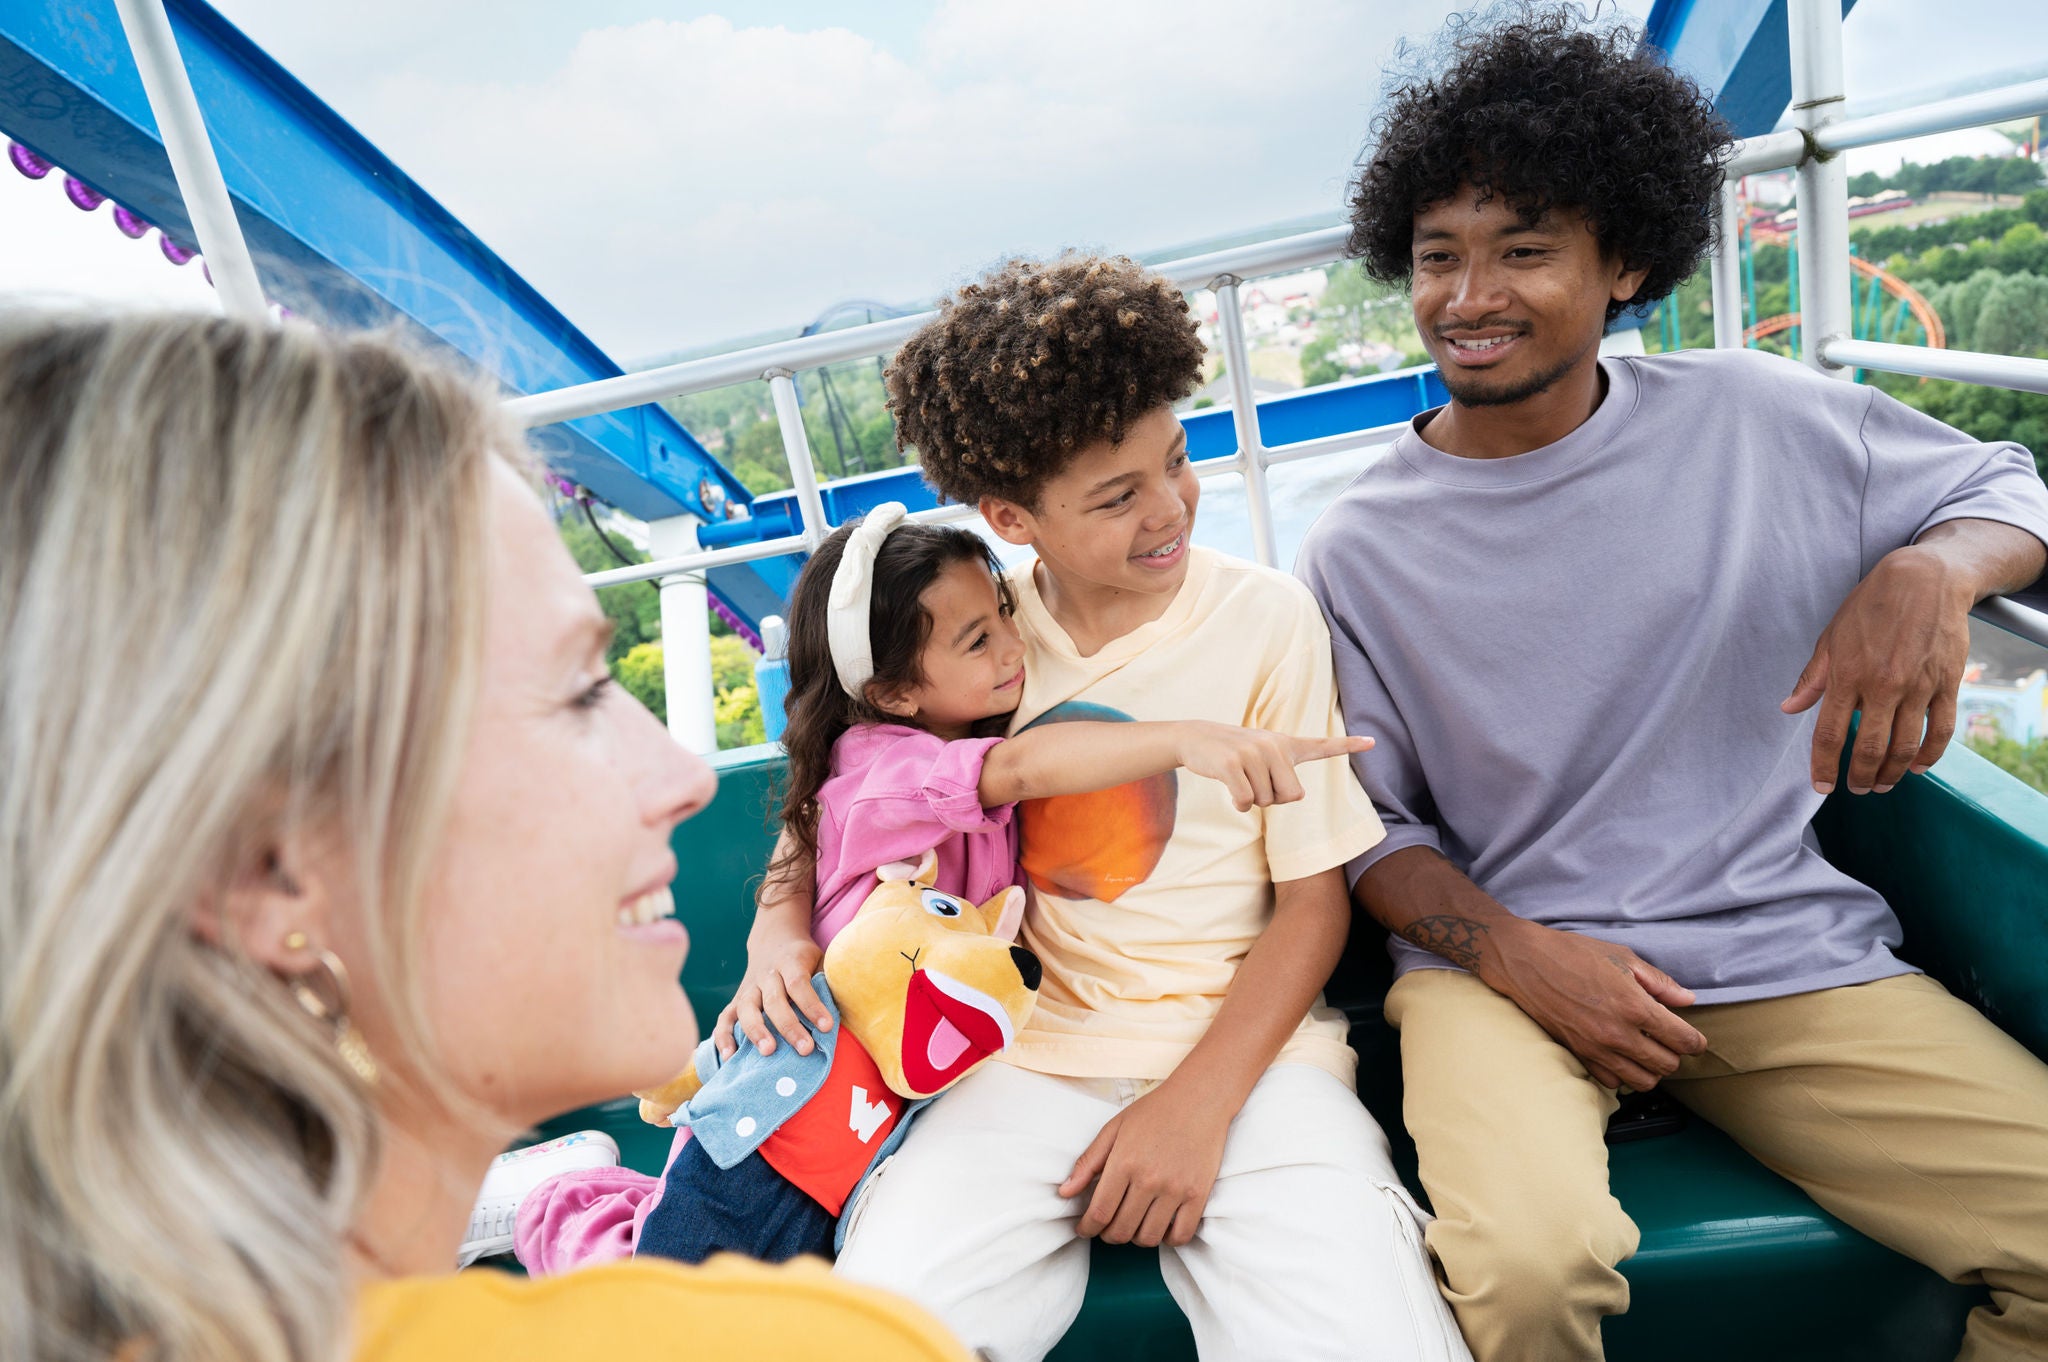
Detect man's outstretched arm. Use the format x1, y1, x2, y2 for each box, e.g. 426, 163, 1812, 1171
1785, 518, 2047, 796
1355, 845, 1706, 1091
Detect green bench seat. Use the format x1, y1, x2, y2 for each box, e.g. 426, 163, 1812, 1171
535, 741, 2048, 1360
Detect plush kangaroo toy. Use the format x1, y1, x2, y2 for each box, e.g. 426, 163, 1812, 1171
632, 851, 1040, 1264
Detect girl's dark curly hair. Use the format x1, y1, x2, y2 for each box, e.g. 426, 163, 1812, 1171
1347, 3, 1733, 322
885, 254, 1204, 509
764, 513, 1012, 897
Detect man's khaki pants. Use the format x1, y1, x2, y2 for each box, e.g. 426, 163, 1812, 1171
1386, 968, 2048, 1362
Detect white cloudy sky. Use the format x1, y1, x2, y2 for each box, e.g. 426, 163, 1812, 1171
0, 1, 2040, 360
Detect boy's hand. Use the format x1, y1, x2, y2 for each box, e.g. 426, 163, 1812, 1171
713, 936, 829, 1060
1176, 723, 1374, 812
1060, 1079, 1232, 1248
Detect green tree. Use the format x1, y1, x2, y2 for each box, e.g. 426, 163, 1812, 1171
616, 640, 667, 725
1964, 732, 2048, 795
716, 684, 767, 750
1971, 273, 2048, 358
727, 418, 797, 495
557, 513, 659, 666
615, 638, 768, 749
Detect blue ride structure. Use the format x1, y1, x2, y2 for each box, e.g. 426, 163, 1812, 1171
1, 0, 1850, 642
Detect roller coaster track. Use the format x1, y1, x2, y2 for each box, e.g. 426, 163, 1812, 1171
1745, 227, 1947, 349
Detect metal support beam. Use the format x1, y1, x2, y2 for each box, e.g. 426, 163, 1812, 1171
1711, 178, 1746, 350
1211, 276, 1278, 569
110, 0, 263, 319
647, 515, 716, 755
1787, 0, 1852, 377
766, 369, 831, 549
1820, 340, 2048, 395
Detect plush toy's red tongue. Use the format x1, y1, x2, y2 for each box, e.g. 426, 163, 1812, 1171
900, 970, 1008, 1094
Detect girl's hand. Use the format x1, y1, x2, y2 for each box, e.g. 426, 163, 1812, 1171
1059, 1078, 1232, 1248
712, 935, 830, 1060
1176, 723, 1374, 812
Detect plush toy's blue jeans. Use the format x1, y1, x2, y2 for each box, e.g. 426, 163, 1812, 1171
636, 1133, 837, 1265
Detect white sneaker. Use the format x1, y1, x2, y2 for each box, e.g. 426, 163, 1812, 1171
458, 1129, 621, 1268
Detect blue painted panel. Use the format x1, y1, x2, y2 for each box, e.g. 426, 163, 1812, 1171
0, 1, 747, 530
1645, 0, 1858, 139
717, 363, 1451, 599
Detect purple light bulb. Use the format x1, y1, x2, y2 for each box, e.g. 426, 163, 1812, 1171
8, 143, 52, 180
112, 206, 150, 239
159, 236, 197, 265
62, 177, 105, 211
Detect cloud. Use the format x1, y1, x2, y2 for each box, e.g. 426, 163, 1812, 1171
303, 2, 1507, 359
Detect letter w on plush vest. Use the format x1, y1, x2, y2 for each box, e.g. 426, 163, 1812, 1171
849, 1086, 894, 1143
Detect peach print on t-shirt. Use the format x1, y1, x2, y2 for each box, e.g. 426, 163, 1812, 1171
1016, 702, 1176, 903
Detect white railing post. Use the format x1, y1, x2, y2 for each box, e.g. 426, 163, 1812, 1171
1711, 177, 1746, 349
1788, 0, 1852, 378
646, 514, 717, 754
1210, 276, 1279, 569
765, 368, 831, 548
112, 0, 267, 321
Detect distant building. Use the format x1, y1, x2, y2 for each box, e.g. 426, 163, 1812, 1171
1960, 664, 2047, 745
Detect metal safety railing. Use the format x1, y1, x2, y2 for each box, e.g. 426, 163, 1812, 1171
111, 0, 2048, 670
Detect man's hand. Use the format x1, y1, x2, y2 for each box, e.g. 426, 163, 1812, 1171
1782, 543, 1975, 795
1059, 1080, 1231, 1248
1477, 918, 1707, 1091
712, 935, 829, 1060
1176, 724, 1374, 812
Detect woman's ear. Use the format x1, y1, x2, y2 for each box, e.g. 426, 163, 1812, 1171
979, 495, 1036, 548
193, 835, 336, 974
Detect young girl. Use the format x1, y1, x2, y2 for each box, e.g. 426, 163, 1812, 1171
489, 503, 1366, 1273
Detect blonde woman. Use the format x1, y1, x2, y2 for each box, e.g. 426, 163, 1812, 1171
0, 312, 969, 1362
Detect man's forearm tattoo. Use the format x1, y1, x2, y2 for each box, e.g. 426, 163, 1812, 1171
1400, 915, 1488, 970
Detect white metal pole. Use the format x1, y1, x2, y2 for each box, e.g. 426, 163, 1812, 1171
1788, 0, 1852, 377
1711, 178, 1746, 349
766, 368, 831, 548
1211, 276, 1278, 569
646, 514, 717, 754
112, 0, 267, 321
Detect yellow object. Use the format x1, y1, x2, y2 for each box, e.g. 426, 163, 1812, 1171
633, 1066, 703, 1128
1387, 967, 2048, 1362
1002, 548, 1383, 1086
354, 1257, 972, 1361
633, 848, 1035, 1123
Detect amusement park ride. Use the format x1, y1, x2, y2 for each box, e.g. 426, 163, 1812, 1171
3, 2, 2048, 1359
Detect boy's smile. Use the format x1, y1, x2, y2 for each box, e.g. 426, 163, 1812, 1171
980, 405, 1198, 652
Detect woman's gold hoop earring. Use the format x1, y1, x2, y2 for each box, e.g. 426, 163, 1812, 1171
287, 946, 380, 1087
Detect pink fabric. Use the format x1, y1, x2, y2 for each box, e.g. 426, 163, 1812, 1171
513, 724, 1019, 1277
512, 1127, 688, 1275
811, 725, 1021, 944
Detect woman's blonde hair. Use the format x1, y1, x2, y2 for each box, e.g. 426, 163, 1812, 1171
0, 313, 519, 1361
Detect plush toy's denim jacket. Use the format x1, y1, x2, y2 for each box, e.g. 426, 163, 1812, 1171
674, 975, 932, 1248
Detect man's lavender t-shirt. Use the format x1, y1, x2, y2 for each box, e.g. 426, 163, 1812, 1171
1296, 348, 2048, 1003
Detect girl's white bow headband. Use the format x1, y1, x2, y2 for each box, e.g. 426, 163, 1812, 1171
826, 501, 909, 700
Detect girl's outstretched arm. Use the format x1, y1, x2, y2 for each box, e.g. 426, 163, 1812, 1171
978, 720, 1371, 809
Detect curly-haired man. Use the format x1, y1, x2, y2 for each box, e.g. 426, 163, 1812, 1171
757, 254, 1469, 1360
1298, 9, 2048, 1361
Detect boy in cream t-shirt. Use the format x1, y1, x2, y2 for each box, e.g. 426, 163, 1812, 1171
730, 256, 1471, 1362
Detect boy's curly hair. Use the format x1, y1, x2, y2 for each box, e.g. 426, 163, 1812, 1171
885, 254, 1204, 508
1347, 3, 1733, 322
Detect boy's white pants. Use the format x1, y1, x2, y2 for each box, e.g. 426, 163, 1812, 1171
835, 1060, 1472, 1362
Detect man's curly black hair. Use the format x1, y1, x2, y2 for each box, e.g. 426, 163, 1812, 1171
885, 254, 1204, 508
1347, 3, 1733, 323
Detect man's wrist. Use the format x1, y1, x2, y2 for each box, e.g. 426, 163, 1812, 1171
1884, 540, 1985, 612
